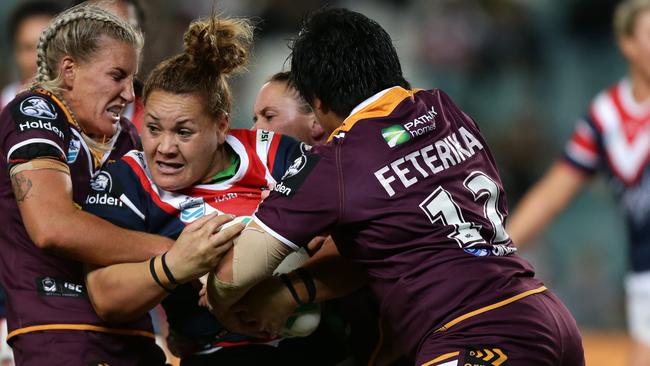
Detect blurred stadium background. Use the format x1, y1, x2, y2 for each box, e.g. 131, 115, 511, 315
0, 0, 630, 364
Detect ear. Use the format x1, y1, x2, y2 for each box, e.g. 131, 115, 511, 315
216, 113, 230, 144
310, 118, 326, 143
60, 56, 76, 90
311, 97, 328, 115
618, 35, 636, 62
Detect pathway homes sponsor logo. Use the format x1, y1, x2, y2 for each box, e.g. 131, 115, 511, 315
381, 106, 437, 148
381, 125, 411, 148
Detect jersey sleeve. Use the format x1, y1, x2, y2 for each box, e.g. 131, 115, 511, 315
562, 115, 600, 175
254, 146, 339, 250
268, 134, 307, 182
1, 93, 70, 170
83, 156, 148, 232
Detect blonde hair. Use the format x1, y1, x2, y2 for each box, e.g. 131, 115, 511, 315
35, 3, 144, 94
143, 15, 253, 119
614, 0, 650, 38
34, 4, 143, 153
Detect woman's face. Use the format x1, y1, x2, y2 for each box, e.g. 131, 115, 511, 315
253, 80, 321, 144
14, 15, 53, 81
622, 9, 650, 86
142, 90, 229, 191
63, 35, 139, 138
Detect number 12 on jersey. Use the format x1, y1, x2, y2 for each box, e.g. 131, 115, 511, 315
419, 171, 510, 248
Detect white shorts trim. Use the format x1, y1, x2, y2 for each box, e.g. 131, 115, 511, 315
0, 318, 14, 362
625, 270, 650, 346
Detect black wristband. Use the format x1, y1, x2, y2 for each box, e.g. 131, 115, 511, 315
149, 256, 173, 293
161, 252, 180, 285
279, 273, 304, 305
295, 268, 316, 303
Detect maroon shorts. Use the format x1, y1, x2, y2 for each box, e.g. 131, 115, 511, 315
416, 290, 584, 366
10, 330, 166, 366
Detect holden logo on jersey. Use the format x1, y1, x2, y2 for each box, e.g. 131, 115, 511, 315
274, 154, 321, 198
90, 172, 112, 192
282, 155, 308, 180
19, 96, 58, 119
67, 137, 81, 163
381, 125, 410, 148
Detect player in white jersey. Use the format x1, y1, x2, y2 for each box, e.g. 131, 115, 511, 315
508, 1, 650, 364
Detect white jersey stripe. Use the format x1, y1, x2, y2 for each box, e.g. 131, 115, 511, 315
255, 129, 278, 186
7, 138, 65, 163
119, 193, 145, 220
566, 141, 598, 167
592, 84, 650, 182
253, 215, 300, 251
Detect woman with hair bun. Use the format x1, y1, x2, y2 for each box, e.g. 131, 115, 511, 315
82, 14, 305, 365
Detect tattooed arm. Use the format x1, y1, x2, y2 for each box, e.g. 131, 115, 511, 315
11, 172, 33, 202
11, 163, 173, 266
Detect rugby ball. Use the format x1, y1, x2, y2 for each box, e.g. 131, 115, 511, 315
231, 216, 321, 338
273, 247, 321, 338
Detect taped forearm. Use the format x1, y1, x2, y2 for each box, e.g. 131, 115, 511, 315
207, 225, 291, 309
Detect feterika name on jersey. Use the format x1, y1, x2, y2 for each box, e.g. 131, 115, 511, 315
374, 126, 485, 196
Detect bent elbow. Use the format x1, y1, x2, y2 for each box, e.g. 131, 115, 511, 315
91, 300, 135, 324
30, 230, 61, 251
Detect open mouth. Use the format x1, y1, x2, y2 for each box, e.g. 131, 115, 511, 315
156, 161, 184, 174
107, 105, 124, 122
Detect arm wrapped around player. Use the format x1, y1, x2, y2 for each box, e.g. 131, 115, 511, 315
207, 222, 292, 313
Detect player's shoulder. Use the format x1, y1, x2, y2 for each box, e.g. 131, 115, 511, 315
590, 80, 622, 109
97, 150, 147, 180
229, 128, 271, 145
117, 150, 148, 172
2, 89, 71, 138
89, 150, 148, 198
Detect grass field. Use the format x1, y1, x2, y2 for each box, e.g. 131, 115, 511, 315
582, 330, 630, 366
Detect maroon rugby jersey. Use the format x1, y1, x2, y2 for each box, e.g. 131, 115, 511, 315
255, 87, 545, 356
0, 90, 151, 342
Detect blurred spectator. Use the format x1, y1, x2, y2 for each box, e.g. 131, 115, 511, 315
508, 1, 650, 365
0, 0, 63, 109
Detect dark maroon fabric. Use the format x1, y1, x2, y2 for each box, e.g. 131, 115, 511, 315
0, 91, 151, 337
416, 291, 584, 366
255, 87, 565, 358
11, 330, 165, 366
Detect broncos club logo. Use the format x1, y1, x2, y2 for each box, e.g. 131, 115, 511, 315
19, 96, 58, 120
